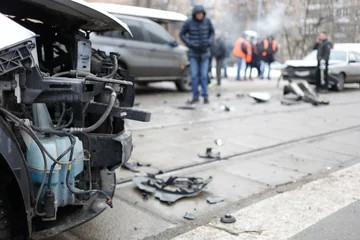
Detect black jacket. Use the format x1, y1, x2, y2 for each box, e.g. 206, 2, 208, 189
180, 5, 214, 58
211, 37, 226, 60
313, 40, 332, 62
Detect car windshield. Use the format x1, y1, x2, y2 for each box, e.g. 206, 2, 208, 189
303, 50, 347, 61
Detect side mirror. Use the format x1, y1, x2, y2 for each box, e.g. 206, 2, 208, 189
169, 40, 179, 47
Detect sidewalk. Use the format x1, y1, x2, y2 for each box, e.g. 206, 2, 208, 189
173, 161, 360, 240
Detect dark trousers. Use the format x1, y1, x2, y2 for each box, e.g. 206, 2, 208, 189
316, 60, 329, 90
216, 58, 224, 85
244, 62, 252, 79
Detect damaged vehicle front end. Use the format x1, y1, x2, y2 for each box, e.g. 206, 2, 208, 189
0, 0, 150, 239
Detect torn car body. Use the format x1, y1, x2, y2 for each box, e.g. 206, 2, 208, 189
0, 0, 150, 239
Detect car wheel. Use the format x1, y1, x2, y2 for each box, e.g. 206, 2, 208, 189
175, 68, 191, 92
0, 189, 11, 240
334, 73, 345, 91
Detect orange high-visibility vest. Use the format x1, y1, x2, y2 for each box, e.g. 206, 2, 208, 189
262, 39, 278, 56
233, 37, 252, 63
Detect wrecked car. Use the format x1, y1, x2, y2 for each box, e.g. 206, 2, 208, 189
0, 0, 150, 239
282, 48, 360, 91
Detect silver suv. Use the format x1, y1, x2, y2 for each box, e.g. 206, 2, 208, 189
91, 15, 191, 91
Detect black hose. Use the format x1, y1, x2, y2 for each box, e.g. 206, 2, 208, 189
56, 103, 66, 128
104, 55, 118, 79
54, 110, 74, 130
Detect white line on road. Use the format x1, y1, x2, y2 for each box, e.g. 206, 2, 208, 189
173, 162, 360, 240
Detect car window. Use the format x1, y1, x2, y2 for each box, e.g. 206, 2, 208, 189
303, 50, 347, 62
142, 22, 173, 45
349, 52, 356, 62
354, 52, 360, 62
330, 51, 347, 61
95, 18, 146, 42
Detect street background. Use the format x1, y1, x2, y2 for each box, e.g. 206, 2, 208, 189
51, 77, 360, 240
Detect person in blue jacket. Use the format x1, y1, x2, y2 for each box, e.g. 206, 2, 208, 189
180, 5, 214, 104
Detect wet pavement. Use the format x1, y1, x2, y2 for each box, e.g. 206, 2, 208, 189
51, 78, 360, 240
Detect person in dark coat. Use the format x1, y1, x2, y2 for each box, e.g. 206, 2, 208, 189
180, 5, 214, 104
313, 32, 333, 92
211, 32, 226, 85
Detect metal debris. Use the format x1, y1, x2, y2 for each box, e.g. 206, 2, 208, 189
136, 162, 152, 167
215, 139, 223, 146
220, 214, 236, 224
248, 92, 271, 103
133, 173, 213, 203
207, 196, 225, 204
122, 162, 139, 173
183, 212, 196, 220
177, 104, 196, 110
198, 148, 221, 159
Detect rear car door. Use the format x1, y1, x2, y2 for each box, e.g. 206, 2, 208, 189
347, 52, 359, 82
353, 52, 360, 82
91, 18, 152, 78
142, 21, 181, 78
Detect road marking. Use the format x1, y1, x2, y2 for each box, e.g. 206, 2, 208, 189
173, 162, 360, 240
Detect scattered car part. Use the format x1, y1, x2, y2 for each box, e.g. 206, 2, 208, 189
220, 105, 232, 112
220, 214, 236, 224
137, 162, 152, 167
183, 212, 196, 220
133, 174, 212, 203
122, 162, 140, 173
177, 104, 197, 110
216, 93, 221, 97
248, 92, 271, 103
283, 80, 330, 106
207, 196, 225, 204
198, 148, 221, 159
215, 139, 224, 146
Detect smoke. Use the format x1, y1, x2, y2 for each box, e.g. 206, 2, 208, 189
249, 3, 286, 39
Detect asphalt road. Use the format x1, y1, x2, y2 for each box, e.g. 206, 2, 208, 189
51, 78, 360, 240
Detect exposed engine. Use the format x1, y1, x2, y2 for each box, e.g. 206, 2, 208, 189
0, 7, 149, 235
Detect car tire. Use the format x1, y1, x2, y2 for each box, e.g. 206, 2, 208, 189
175, 68, 191, 92
333, 73, 345, 91
0, 189, 11, 240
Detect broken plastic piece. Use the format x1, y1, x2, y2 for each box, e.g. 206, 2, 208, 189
177, 104, 196, 110
248, 92, 271, 103
122, 162, 139, 172
220, 214, 236, 224
207, 196, 225, 204
214, 139, 223, 146
183, 212, 195, 220
133, 173, 212, 203
198, 148, 221, 159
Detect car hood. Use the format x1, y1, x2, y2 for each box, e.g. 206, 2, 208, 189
285, 60, 345, 67
0, 0, 131, 33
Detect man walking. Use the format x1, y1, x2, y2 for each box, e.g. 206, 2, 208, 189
260, 36, 278, 80
313, 32, 332, 92
211, 32, 226, 85
233, 34, 252, 81
180, 5, 214, 104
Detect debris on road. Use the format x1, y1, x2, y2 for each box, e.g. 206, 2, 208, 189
133, 173, 213, 203
207, 196, 225, 204
282, 81, 330, 106
122, 162, 140, 173
183, 212, 196, 220
248, 92, 271, 103
220, 105, 233, 112
177, 104, 197, 110
220, 214, 236, 224
136, 162, 152, 167
198, 148, 221, 159
236, 93, 245, 98
215, 139, 224, 146
216, 93, 221, 97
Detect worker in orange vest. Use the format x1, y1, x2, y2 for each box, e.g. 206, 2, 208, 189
259, 36, 278, 80
233, 35, 252, 81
